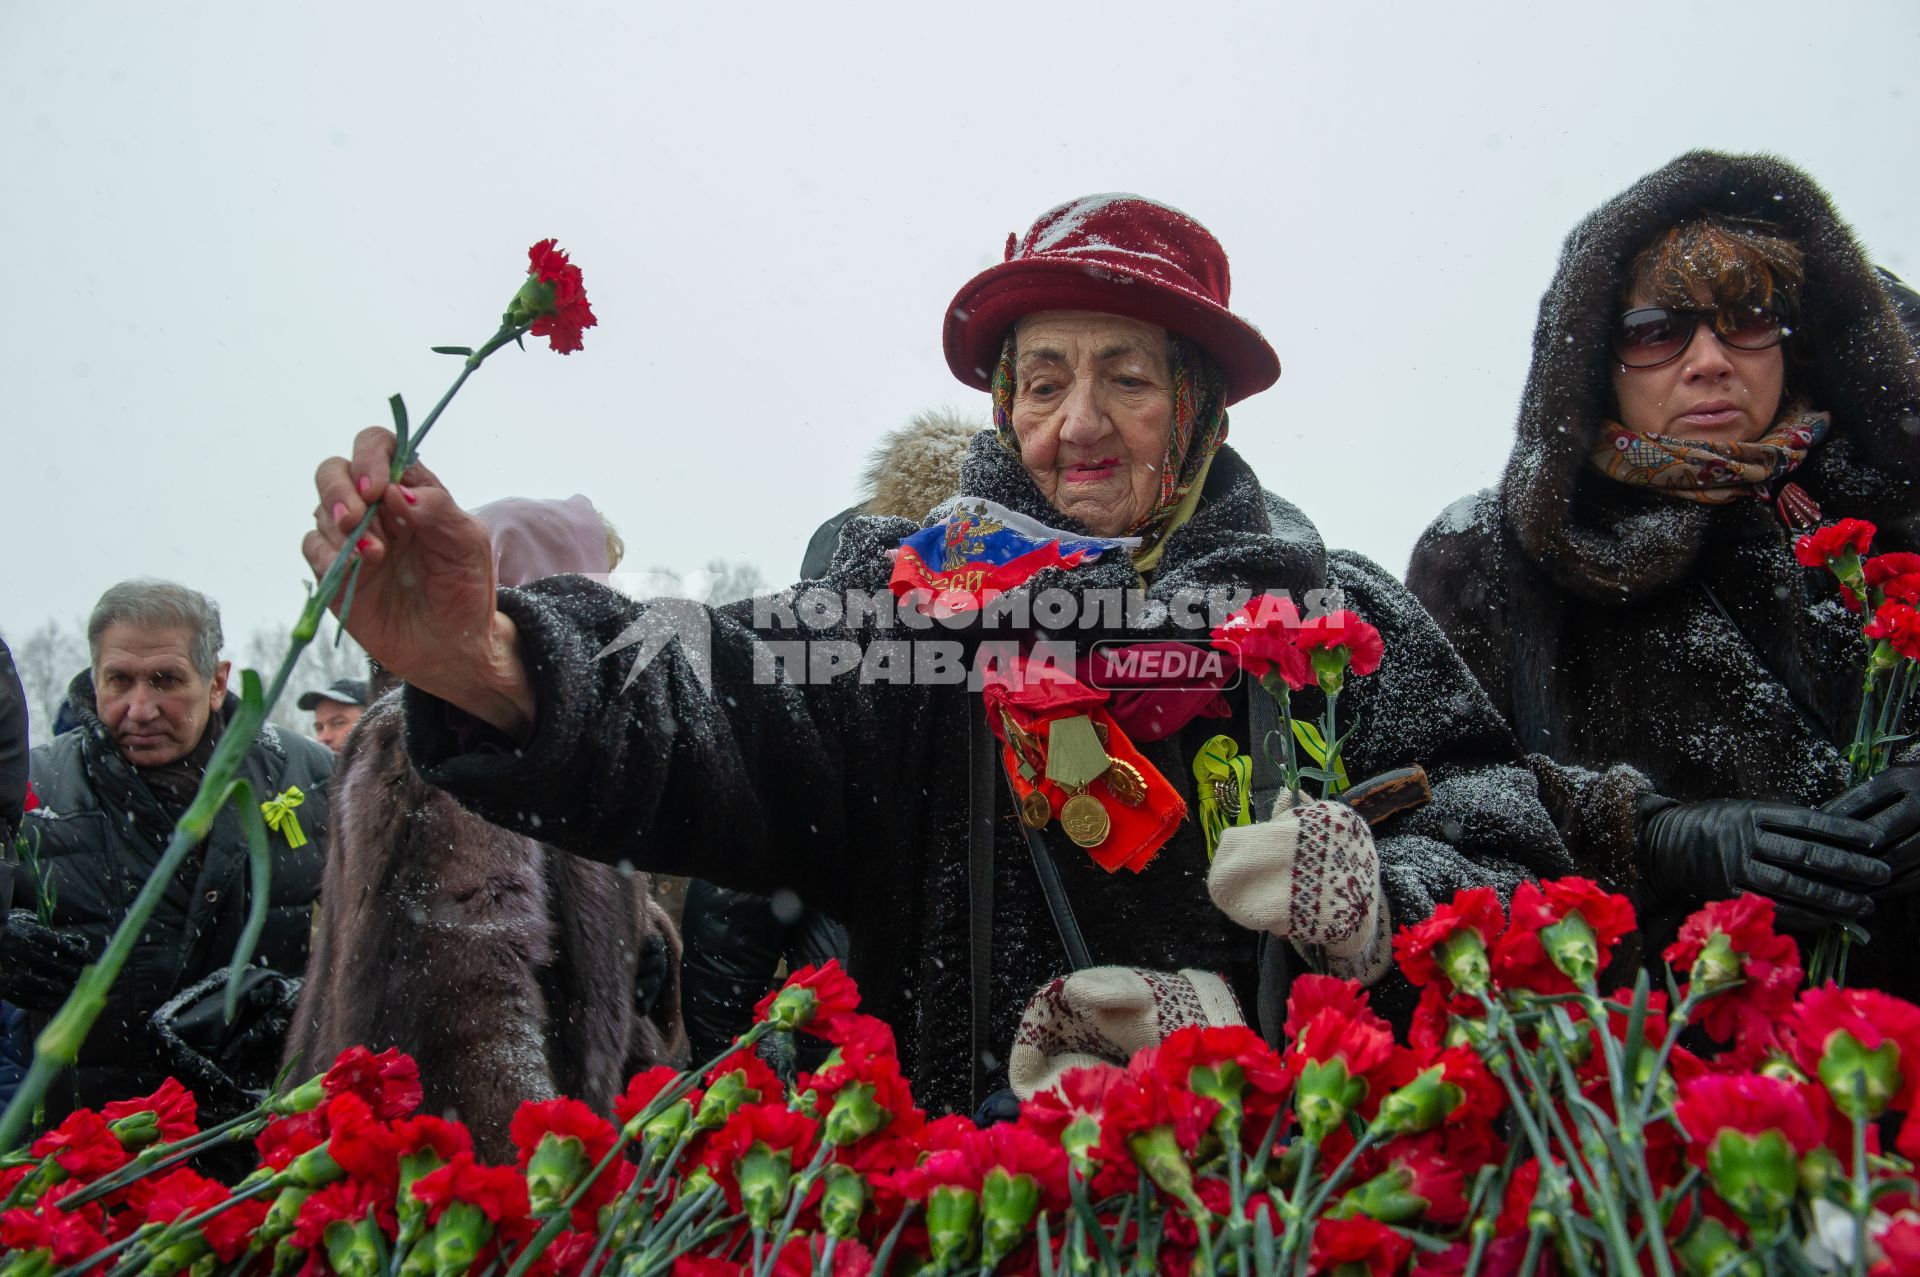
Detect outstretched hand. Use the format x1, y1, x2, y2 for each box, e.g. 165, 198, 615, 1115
301, 427, 535, 739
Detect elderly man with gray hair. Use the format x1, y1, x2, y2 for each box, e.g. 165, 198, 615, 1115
3, 580, 333, 1120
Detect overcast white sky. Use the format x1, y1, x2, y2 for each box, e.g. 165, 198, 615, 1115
3, 1, 1916, 670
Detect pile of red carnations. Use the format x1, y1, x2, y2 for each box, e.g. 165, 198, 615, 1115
6, 881, 1920, 1277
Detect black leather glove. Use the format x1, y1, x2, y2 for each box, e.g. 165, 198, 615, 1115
1822, 767, 1920, 900
633, 932, 670, 1018
149, 969, 304, 1123
1639, 799, 1890, 921
0, 909, 95, 1013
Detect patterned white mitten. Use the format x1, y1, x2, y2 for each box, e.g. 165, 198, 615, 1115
1207, 794, 1394, 985
1007, 967, 1244, 1101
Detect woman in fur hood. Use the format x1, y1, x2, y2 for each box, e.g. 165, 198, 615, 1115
284, 495, 685, 1160
1409, 151, 1920, 991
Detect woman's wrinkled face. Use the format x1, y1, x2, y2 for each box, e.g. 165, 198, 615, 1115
1610, 290, 1786, 445
1010, 311, 1176, 537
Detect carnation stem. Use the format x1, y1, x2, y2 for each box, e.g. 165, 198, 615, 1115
869, 1202, 919, 1277
0, 319, 532, 1155
60, 1108, 270, 1208
751, 1139, 833, 1277
1851, 1101, 1870, 1277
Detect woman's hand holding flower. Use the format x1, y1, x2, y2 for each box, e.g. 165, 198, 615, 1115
302, 426, 536, 741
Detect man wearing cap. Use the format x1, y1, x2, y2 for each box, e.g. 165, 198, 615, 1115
302, 195, 1572, 1115
299, 677, 369, 755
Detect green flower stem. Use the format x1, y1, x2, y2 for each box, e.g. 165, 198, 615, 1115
1546, 1010, 1675, 1277
61, 1108, 269, 1208
1850, 659, 1881, 785
1478, 999, 1600, 1273
869, 1202, 919, 1277
1515, 1032, 1640, 1277
49, 1175, 281, 1277
1852, 1099, 1870, 1277
751, 1138, 834, 1277
0, 320, 531, 1155
1273, 1137, 1318, 1275
1318, 686, 1340, 801
504, 1024, 770, 1277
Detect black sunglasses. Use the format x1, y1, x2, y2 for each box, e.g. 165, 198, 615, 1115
1611, 305, 1788, 369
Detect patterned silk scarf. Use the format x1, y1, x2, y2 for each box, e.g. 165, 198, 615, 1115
1588, 409, 1831, 505
989, 330, 1230, 559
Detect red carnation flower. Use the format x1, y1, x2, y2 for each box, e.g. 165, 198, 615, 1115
509, 1096, 616, 1169
509, 1096, 619, 1219
524, 238, 597, 355
1841, 552, 1920, 611
1021, 1062, 1123, 1135
1492, 877, 1635, 993
1795, 518, 1877, 569
614, 1065, 688, 1130
290, 1177, 396, 1251
964, 1121, 1071, 1213
0, 1188, 109, 1266
323, 1045, 423, 1121
1664, 894, 1803, 1044
697, 1102, 822, 1211
1675, 1073, 1823, 1163
1786, 984, 1920, 1118
755, 958, 863, 1037
256, 1109, 328, 1171
31, 1108, 129, 1181
1293, 609, 1386, 679
1379, 1134, 1472, 1226
1100, 1049, 1221, 1159
1210, 593, 1313, 690
101, 1076, 198, 1144
412, 1151, 532, 1225
391, 1114, 473, 1167
1876, 1216, 1920, 1277
141, 1166, 263, 1260
1154, 1023, 1292, 1140
1310, 1214, 1414, 1277
1867, 601, 1920, 663
1285, 974, 1398, 1079
1394, 886, 1504, 996
20, 780, 37, 814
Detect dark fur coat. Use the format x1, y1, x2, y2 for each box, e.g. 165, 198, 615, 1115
402, 437, 1575, 1116
1407, 151, 1920, 984
284, 694, 685, 1159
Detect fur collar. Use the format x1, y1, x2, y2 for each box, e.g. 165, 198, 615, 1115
1501, 150, 1920, 603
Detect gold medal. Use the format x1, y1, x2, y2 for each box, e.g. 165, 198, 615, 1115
1102, 759, 1147, 806
1046, 714, 1113, 790
1060, 791, 1111, 848
1020, 788, 1052, 829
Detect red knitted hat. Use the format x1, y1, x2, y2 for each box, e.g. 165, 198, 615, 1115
943, 194, 1281, 406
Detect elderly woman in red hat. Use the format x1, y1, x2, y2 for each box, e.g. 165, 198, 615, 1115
304, 195, 1571, 1115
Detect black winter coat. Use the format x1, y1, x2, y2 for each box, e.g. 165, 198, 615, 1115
16, 674, 332, 1111
1408, 152, 1920, 987
680, 877, 849, 1064
0, 638, 27, 861
407, 439, 1575, 1116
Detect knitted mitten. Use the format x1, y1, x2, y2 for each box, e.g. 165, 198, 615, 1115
1207, 794, 1394, 985
1007, 967, 1244, 1101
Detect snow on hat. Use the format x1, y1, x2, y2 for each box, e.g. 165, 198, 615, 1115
472, 494, 610, 587
943, 194, 1281, 406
